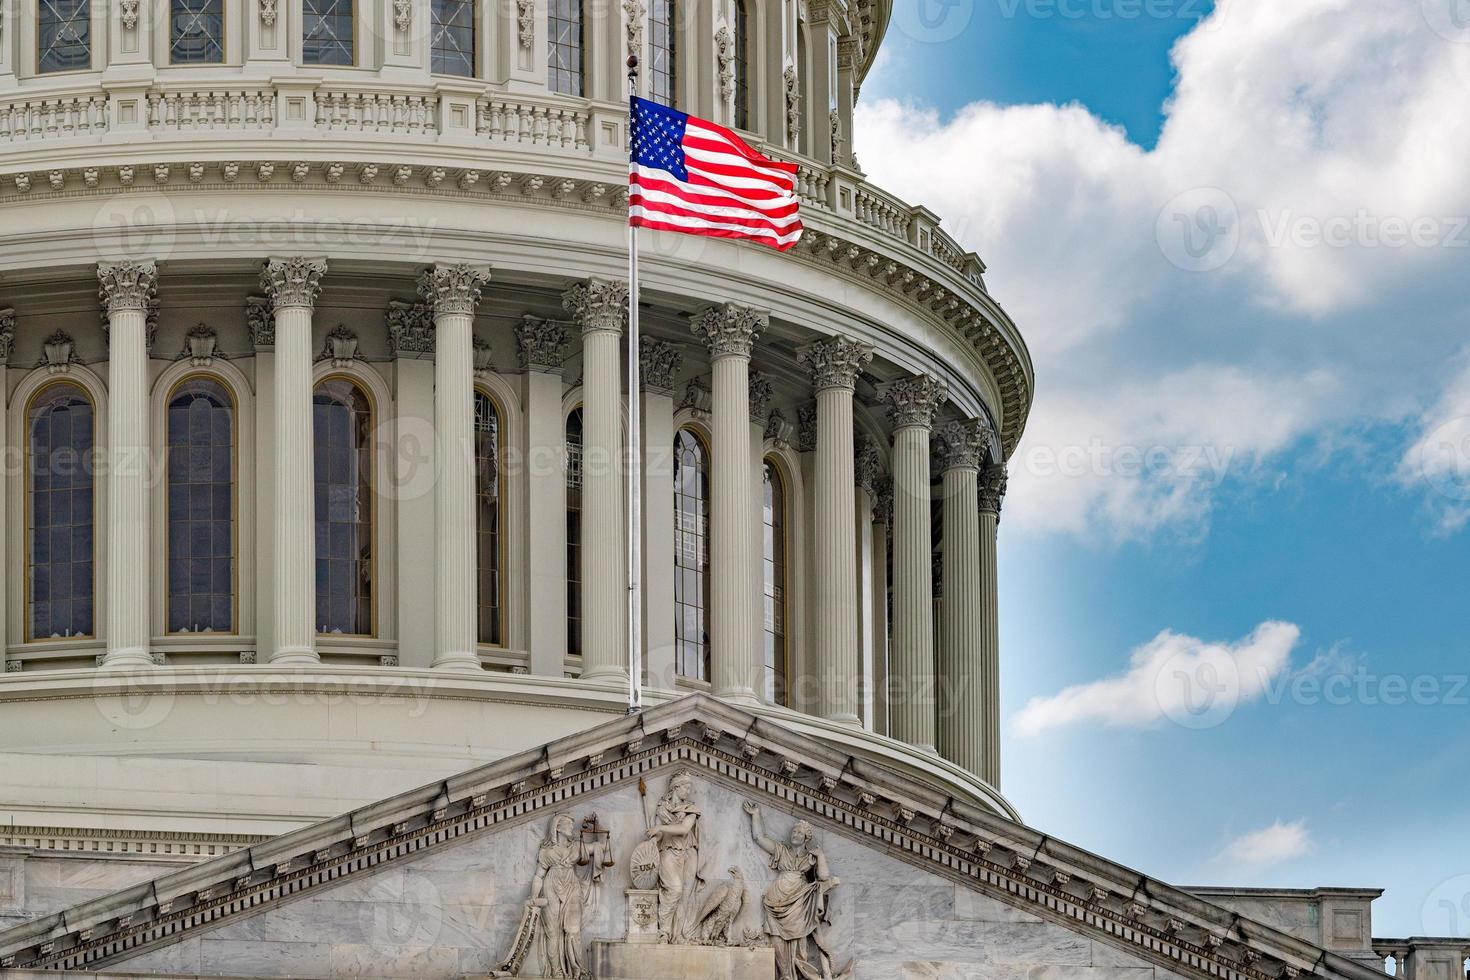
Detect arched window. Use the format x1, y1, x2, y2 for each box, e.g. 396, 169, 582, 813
650, 0, 677, 106
761, 459, 789, 705
39, 0, 90, 73
475, 390, 503, 646
313, 377, 373, 636
26, 383, 96, 640
304, 0, 354, 66
166, 377, 235, 634
431, 0, 475, 76
673, 428, 710, 681
548, 0, 585, 96
566, 406, 584, 656
170, 0, 223, 63
733, 0, 751, 130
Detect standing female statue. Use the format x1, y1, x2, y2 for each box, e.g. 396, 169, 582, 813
523, 812, 608, 979
644, 769, 702, 943
743, 802, 847, 980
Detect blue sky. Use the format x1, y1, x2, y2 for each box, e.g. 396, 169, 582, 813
859, 0, 1470, 940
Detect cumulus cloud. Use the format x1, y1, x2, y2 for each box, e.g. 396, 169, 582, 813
1012, 621, 1300, 736
857, 0, 1470, 539
1218, 820, 1316, 868
1398, 351, 1470, 535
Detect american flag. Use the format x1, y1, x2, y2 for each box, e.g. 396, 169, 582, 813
629, 96, 803, 252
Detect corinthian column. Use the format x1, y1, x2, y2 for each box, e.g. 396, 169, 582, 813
98, 262, 158, 667
421, 265, 491, 670
978, 459, 1007, 787
936, 419, 990, 775
563, 279, 629, 683
798, 336, 873, 722
691, 303, 767, 704
882, 374, 947, 751
262, 257, 327, 664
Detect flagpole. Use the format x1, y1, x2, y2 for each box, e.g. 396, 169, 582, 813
625, 54, 643, 716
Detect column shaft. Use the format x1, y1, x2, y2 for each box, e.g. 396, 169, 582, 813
434, 309, 477, 667
272, 303, 317, 662
870, 505, 891, 737
710, 352, 756, 700
979, 507, 1000, 785
104, 305, 151, 664
938, 464, 983, 773
890, 424, 936, 748
813, 385, 859, 721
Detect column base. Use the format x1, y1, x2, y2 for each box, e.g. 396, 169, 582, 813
268, 649, 321, 666
432, 653, 483, 672
580, 666, 630, 685
714, 688, 761, 708
99, 649, 154, 669
823, 712, 863, 728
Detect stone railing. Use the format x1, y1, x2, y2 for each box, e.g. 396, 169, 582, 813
146, 89, 276, 131
477, 97, 590, 151
0, 92, 109, 141
1374, 938, 1470, 977
314, 89, 436, 135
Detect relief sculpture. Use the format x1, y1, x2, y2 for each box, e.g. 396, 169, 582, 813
743, 803, 851, 980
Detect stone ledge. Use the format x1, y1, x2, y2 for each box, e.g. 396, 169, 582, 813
586, 941, 776, 980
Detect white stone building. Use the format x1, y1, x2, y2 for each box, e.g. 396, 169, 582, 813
0, 1, 1450, 977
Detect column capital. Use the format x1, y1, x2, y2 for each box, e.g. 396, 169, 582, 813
387, 301, 436, 357
419, 264, 491, 316
563, 278, 628, 334
979, 462, 1008, 516
246, 297, 275, 349
872, 475, 894, 524
261, 257, 328, 310
0, 308, 15, 364
798, 335, 874, 392
748, 370, 775, 422
639, 336, 682, 393
97, 261, 158, 313
797, 403, 818, 452
690, 302, 766, 360
881, 374, 948, 430
516, 315, 571, 373
855, 434, 882, 492
936, 418, 991, 471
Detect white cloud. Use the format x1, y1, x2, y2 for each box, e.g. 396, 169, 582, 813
1218, 820, 1316, 868
857, 0, 1470, 539
1012, 621, 1300, 736
1398, 350, 1470, 534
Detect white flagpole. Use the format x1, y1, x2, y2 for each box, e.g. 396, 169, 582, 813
626, 54, 643, 715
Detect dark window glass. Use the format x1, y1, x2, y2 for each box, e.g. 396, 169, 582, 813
170, 0, 224, 64
762, 460, 788, 705
673, 428, 710, 681
548, 0, 584, 96
431, 0, 475, 76
304, 0, 354, 66
734, 0, 751, 129
566, 407, 584, 657
649, 0, 676, 106
39, 0, 91, 73
167, 378, 235, 634
313, 378, 373, 635
475, 391, 503, 646
28, 384, 95, 639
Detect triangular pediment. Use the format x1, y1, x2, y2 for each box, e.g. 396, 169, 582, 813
0, 695, 1383, 980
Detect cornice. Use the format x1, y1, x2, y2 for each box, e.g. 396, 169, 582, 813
0, 157, 1031, 455
0, 694, 1383, 980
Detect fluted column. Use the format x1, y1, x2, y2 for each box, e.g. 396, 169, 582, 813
692, 303, 767, 704
421, 265, 491, 670
936, 419, 990, 774
882, 375, 947, 751
564, 279, 628, 683
870, 478, 893, 737
978, 460, 1007, 787
262, 258, 327, 664
798, 337, 873, 722
98, 262, 157, 667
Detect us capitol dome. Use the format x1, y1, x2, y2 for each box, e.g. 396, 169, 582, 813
0, 2, 1423, 979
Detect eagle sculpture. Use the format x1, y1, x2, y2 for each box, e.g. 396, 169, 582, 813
693, 866, 748, 946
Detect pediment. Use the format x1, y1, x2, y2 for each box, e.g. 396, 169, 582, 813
0, 695, 1382, 980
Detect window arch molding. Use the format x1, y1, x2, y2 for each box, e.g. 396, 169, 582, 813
473, 371, 525, 655
148, 357, 255, 649
758, 438, 806, 708
309, 360, 397, 648
6, 364, 109, 652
